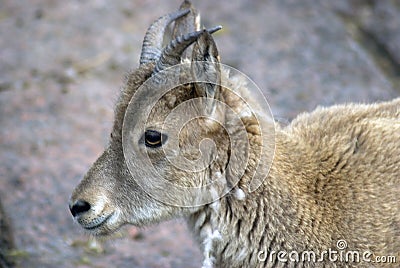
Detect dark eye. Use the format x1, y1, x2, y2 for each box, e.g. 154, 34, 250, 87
144, 130, 166, 148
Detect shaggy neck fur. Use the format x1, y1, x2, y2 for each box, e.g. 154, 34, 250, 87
187, 98, 400, 267
186, 127, 344, 267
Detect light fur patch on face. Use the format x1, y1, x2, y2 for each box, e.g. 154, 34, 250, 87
107, 209, 121, 226
91, 195, 109, 214
128, 202, 165, 225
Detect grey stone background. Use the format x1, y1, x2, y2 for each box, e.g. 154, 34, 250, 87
0, 0, 399, 267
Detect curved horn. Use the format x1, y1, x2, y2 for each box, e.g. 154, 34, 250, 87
153, 25, 222, 75
140, 9, 190, 65
172, 0, 200, 60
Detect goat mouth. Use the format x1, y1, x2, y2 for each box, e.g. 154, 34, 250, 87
82, 212, 114, 231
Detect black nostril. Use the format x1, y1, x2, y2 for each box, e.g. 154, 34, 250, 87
69, 200, 91, 217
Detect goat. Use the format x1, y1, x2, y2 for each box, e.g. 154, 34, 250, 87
69, 1, 400, 267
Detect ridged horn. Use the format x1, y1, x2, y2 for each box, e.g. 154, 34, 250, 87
172, 0, 201, 60
153, 25, 222, 75
139, 9, 190, 65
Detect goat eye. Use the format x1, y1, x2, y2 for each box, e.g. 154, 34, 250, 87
144, 130, 165, 148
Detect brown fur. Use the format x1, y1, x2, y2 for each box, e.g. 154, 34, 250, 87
70, 2, 400, 267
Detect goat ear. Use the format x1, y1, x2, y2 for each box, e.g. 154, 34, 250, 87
191, 30, 221, 116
